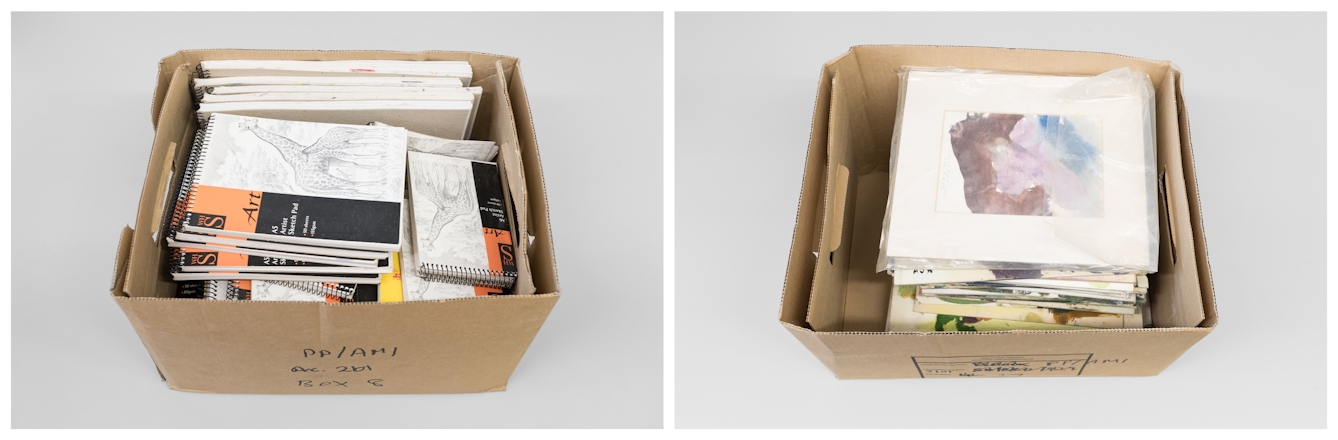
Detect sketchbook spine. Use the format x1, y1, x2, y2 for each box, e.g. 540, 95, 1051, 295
270, 280, 357, 300
180, 114, 217, 232
416, 264, 517, 289
163, 122, 210, 241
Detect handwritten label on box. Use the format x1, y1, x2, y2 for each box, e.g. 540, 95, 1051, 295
913, 354, 1093, 378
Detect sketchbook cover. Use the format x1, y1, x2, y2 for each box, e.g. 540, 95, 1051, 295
181, 113, 405, 250
407, 152, 517, 289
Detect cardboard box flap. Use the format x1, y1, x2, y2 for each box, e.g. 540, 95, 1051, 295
506, 63, 562, 294
779, 64, 833, 328
1149, 67, 1205, 328
482, 60, 535, 296
1174, 69, 1219, 328
125, 63, 197, 298
111, 226, 135, 297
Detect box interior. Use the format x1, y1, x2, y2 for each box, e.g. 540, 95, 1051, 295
783, 46, 1217, 334
117, 50, 559, 301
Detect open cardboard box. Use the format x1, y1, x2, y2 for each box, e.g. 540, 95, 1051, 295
110, 50, 560, 393
780, 46, 1218, 379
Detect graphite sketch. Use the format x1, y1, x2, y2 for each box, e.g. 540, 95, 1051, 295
238, 117, 397, 198
411, 159, 475, 252
408, 152, 489, 270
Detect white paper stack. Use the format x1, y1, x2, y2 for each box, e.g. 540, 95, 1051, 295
193, 60, 481, 139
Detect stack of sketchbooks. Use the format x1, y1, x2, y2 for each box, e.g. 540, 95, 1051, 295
878, 67, 1160, 332
192, 59, 480, 140
166, 60, 514, 303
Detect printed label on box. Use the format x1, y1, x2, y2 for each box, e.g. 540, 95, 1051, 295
913, 354, 1092, 378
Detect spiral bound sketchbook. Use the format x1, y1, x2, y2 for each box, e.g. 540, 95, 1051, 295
175, 280, 376, 302
406, 151, 517, 290
169, 244, 391, 274
192, 75, 466, 99
178, 113, 406, 252
395, 200, 496, 299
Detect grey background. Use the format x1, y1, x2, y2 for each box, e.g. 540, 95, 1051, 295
675, 12, 1326, 428
12, 12, 663, 428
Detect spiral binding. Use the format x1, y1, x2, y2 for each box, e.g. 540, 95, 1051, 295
272, 280, 356, 300
417, 264, 517, 289
180, 115, 217, 230
163, 123, 209, 239
199, 280, 248, 301
168, 248, 186, 274
195, 63, 210, 79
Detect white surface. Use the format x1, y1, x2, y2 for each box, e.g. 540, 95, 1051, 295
675, 12, 1325, 428
12, 12, 663, 428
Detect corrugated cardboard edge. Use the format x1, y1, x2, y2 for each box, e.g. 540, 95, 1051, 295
778, 45, 1218, 379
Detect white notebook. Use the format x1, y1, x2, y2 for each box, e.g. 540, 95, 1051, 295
193, 75, 464, 95
197, 100, 473, 140
195, 89, 473, 102
198, 60, 473, 86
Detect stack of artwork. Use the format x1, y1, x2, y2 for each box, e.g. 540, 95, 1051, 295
879, 68, 1159, 331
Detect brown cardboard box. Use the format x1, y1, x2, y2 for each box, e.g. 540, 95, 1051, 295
110, 50, 560, 394
780, 45, 1218, 379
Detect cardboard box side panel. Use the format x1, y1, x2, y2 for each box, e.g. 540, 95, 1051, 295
153, 50, 518, 129
1174, 70, 1219, 327
807, 72, 856, 332
111, 226, 135, 296
125, 65, 196, 298
839, 172, 894, 331
1150, 70, 1206, 328
116, 294, 557, 394
113, 296, 173, 383
479, 63, 536, 296
817, 328, 1210, 379
506, 64, 560, 294
779, 65, 835, 327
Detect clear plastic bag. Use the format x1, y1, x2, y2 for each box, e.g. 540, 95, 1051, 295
878, 67, 1158, 273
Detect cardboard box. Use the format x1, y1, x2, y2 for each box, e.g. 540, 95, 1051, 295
110, 50, 560, 393
779, 46, 1218, 379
